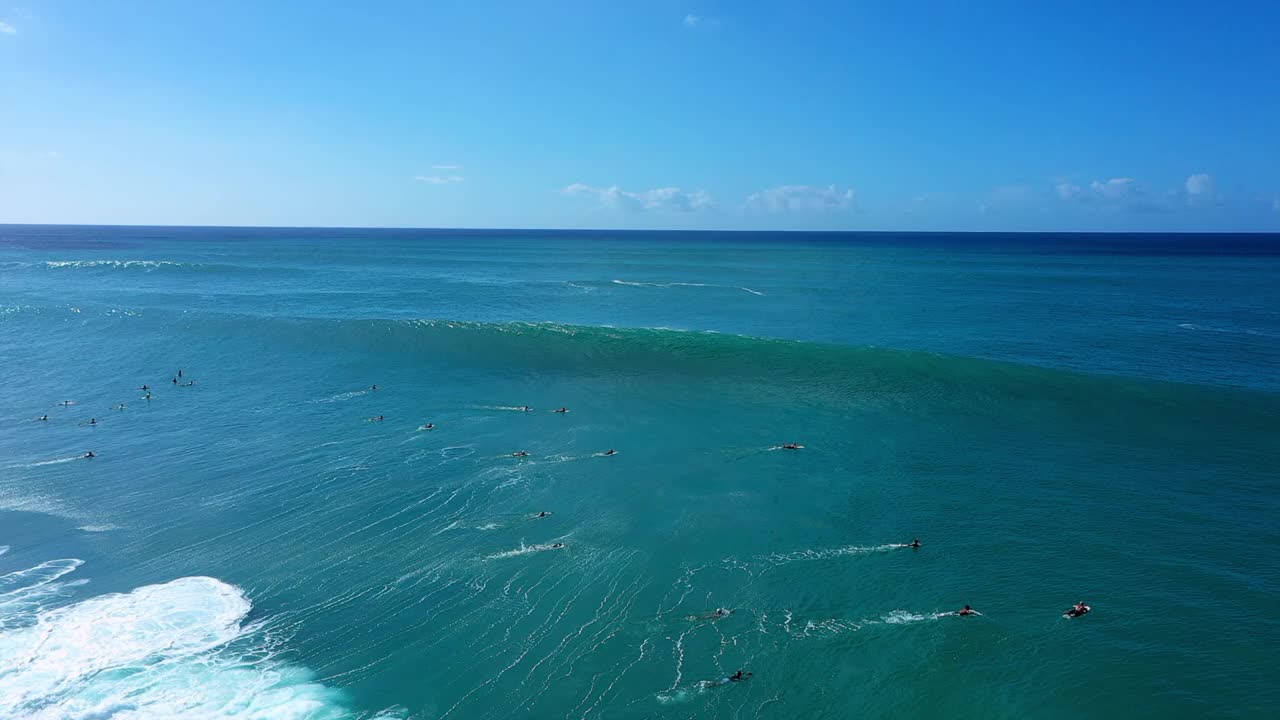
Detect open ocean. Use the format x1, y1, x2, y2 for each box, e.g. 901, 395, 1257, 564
1, 225, 1277, 719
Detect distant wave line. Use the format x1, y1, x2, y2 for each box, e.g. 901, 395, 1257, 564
612, 279, 765, 295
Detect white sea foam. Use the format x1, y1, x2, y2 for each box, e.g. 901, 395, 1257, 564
0, 559, 84, 595
307, 390, 368, 404
16, 456, 84, 468
1177, 322, 1271, 337
0, 561, 398, 719
42, 260, 185, 270
76, 524, 122, 533
486, 542, 566, 560
655, 685, 706, 704
880, 610, 965, 624
0, 546, 8, 557
0, 487, 80, 521
763, 543, 907, 565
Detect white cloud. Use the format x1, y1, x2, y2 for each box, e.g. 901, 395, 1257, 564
562, 183, 714, 212
744, 185, 858, 213
414, 175, 464, 184
1184, 173, 1217, 207
1185, 173, 1213, 196
1089, 177, 1140, 200
0, 21, 16, 34
431, 164, 462, 170
1054, 176, 1167, 212
1055, 174, 1222, 212
683, 13, 718, 29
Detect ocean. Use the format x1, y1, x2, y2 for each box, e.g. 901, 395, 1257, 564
0, 225, 1277, 719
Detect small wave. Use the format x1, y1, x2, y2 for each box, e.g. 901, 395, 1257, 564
475, 523, 501, 531
0, 546, 8, 558
486, 542, 566, 560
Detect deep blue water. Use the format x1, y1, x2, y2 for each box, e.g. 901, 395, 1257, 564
1, 225, 1278, 719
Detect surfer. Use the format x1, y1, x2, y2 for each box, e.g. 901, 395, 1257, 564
512, 451, 529, 457
603, 449, 617, 456
139, 384, 150, 390
551, 542, 565, 549
701, 670, 752, 688
536, 511, 551, 518
61, 400, 73, 406
88, 418, 97, 425
370, 415, 384, 422
781, 442, 802, 450
909, 538, 921, 549
694, 608, 732, 620
37, 414, 48, 421
520, 405, 533, 412
84, 451, 95, 458
955, 605, 978, 616
144, 392, 153, 400
113, 404, 126, 410
172, 376, 178, 385
177, 369, 183, 378
421, 422, 435, 430
1065, 601, 1090, 618
554, 407, 569, 413
371, 384, 379, 391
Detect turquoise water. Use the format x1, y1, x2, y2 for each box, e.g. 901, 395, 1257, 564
1, 226, 1278, 719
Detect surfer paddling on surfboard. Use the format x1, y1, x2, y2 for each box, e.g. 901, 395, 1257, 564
1064, 601, 1091, 618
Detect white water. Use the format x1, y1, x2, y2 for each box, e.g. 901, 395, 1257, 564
0, 559, 400, 719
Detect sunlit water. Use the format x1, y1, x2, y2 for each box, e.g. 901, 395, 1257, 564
1, 226, 1277, 719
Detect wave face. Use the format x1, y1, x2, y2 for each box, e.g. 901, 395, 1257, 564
3, 225, 1278, 390
1, 226, 1278, 719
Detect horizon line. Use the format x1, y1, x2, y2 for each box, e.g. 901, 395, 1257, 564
2, 222, 1279, 236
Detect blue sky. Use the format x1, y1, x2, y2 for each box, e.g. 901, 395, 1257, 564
2, 1, 1279, 231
